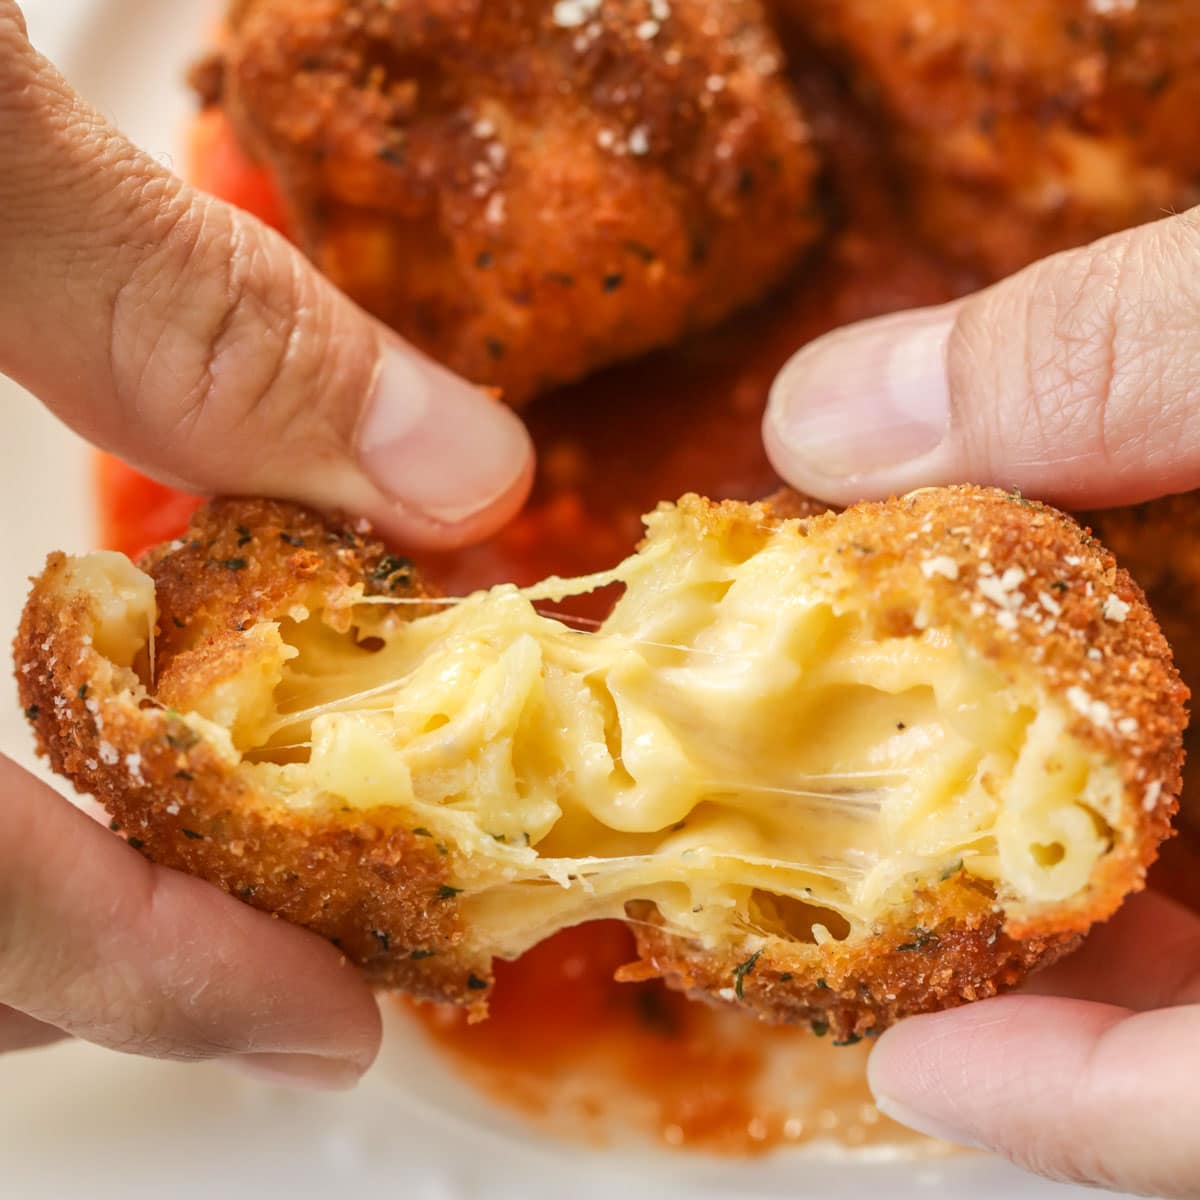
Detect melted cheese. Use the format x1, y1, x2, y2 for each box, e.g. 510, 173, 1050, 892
74, 502, 1124, 961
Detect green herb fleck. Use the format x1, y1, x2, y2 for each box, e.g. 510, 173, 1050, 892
1009, 486, 1034, 508
475, 250, 494, 269
466, 973, 489, 990
940, 858, 964, 881
279, 532, 305, 548
172, 616, 186, 629
181, 828, 205, 841
109, 819, 121, 832
1050, 580, 1070, 594
23, 704, 39, 721
413, 827, 432, 837
175, 770, 195, 782
779, 972, 793, 983
372, 552, 415, 590
77, 684, 89, 700
484, 337, 506, 360
435, 842, 449, 856
235, 524, 252, 545
602, 272, 624, 292
897, 927, 939, 953
436, 885, 462, 901
410, 949, 437, 960
833, 1033, 862, 1047
127, 837, 145, 851
370, 929, 391, 951
816, 978, 829, 990
732, 949, 763, 999
811, 1020, 829, 1037
623, 240, 657, 263
166, 725, 199, 751
221, 557, 248, 571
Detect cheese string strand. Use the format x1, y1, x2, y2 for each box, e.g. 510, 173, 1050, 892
263, 595, 794, 729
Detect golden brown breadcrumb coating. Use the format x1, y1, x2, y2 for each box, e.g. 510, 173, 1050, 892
776, 0, 1200, 276
15, 488, 1186, 1039
215, 0, 821, 404
1085, 493, 1200, 835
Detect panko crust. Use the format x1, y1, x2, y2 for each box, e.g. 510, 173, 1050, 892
14, 487, 1185, 1034
16, 499, 493, 1014
216, 0, 820, 404
628, 886, 1083, 1043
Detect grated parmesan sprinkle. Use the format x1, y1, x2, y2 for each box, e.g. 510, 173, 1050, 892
552, 0, 601, 28
1102, 594, 1130, 623
920, 556, 958, 581
1037, 591, 1062, 617
1066, 686, 1113, 729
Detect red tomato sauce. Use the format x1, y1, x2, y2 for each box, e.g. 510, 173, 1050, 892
92, 100, 1200, 1157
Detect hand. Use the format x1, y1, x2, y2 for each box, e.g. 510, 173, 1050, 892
765, 206, 1200, 1196
0, 1, 532, 1086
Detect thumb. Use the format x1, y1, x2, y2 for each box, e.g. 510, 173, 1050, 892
765, 207, 1200, 509
0, 7, 532, 550
868, 997, 1200, 1198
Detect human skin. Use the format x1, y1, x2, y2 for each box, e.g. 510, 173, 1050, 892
0, 0, 532, 1087
766, 204, 1200, 1198
6, 0, 1200, 1170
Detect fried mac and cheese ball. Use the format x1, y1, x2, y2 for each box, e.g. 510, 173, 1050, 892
777, 0, 1200, 275
15, 488, 1184, 1040
213, 0, 821, 404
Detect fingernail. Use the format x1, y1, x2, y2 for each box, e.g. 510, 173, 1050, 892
767, 305, 954, 483
358, 343, 532, 525
232, 1051, 365, 1092
871, 1092, 983, 1150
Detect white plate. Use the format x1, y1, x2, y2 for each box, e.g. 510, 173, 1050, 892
0, 5, 1130, 1197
